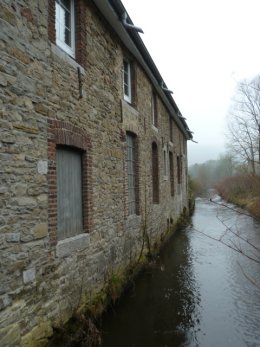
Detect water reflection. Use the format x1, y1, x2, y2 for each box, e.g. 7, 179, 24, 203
100, 198, 260, 347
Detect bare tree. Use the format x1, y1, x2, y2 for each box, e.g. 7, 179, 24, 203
195, 199, 260, 289
227, 75, 260, 175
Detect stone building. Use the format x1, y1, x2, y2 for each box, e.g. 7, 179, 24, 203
0, 0, 193, 345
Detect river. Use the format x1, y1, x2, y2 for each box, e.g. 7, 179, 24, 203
100, 196, 260, 347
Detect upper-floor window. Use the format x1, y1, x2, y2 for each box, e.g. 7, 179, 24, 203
55, 0, 75, 57
169, 116, 173, 142
123, 59, 132, 103
151, 91, 158, 127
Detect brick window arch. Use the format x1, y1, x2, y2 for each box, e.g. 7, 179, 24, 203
152, 142, 159, 204
47, 119, 92, 245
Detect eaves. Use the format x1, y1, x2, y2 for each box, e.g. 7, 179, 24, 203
92, 0, 193, 140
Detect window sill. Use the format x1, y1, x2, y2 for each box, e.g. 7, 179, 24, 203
125, 214, 141, 231
163, 175, 168, 181
51, 43, 85, 74
121, 99, 139, 130
151, 124, 159, 133
56, 233, 90, 258
122, 98, 137, 110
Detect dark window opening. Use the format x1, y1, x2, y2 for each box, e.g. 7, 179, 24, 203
169, 151, 174, 196
152, 142, 159, 204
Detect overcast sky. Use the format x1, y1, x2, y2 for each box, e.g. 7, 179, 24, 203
121, 0, 260, 165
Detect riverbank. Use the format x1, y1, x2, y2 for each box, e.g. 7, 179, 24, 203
215, 175, 260, 219
100, 198, 260, 347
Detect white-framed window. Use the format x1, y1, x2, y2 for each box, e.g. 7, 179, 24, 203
151, 91, 158, 127
123, 59, 132, 103
55, 0, 75, 57
169, 116, 174, 143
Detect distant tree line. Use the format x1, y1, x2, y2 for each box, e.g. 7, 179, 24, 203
189, 74, 260, 197
189, 154, 235, 196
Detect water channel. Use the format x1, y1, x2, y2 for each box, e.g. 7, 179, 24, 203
100, 196, 260, 347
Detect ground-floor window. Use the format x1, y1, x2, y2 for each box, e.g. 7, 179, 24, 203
152, 142, 159, 204
56, 146, 83, 240
177, 155, 182, 184
126, 132, 138, 215
169, 151, 174, 196
47, 119, 92, 245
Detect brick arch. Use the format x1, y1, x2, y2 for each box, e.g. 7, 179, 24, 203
47, 119, 92, 245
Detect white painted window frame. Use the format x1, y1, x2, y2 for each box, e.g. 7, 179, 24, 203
123, 59, 132, 103
55, 0, 75, 58
151, 91, 158, 128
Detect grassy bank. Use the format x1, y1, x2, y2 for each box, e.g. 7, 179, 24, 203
215, 175, 260, 219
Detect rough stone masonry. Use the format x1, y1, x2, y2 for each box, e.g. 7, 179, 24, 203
0, 0, 191, 346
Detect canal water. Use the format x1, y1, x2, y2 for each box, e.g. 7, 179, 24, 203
100, 197, 260, 347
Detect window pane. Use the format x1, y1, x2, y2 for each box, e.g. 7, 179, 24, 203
126, 134, 136, 215
152, 142, 159, 204
169, 152, 174, 196
169, 117, 173, 141
57, 147, 83, 240
55, 0, 74, 53
163, 150, 167, 176
60, 0, 71, 11
123, 60, 131, 101
65, 27, 71, 46
124, 61, 129, 96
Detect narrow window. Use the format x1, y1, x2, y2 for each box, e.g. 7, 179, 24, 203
56, 146, 83, 240
169, 116, 173, 142
126, 133, 137, 215
152, 142, 159, 204
163, 149, 167, 177
55, 0, 75, 57
123, 59, 132, 103
177, 155, 182, 184
169, 151, 174, 196
151, 91, 158, 127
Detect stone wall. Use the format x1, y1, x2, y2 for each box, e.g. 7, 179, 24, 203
0, 1, 189, 346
